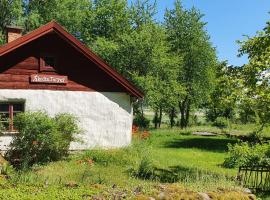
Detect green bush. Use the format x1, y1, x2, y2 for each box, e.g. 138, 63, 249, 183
129, 156, 156, 180
133, 114, 150, 129
6, 112, 81, 169
213, 117, 228, 129
223, 142, 270, 168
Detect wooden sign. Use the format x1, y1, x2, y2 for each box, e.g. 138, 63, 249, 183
30, 74, 68, 84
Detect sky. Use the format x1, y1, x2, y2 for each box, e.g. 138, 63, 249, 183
151, 0, 270, 66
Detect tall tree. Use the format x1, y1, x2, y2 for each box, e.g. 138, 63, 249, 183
205, 62, 242, 122
129, 0, 157, 29
129, 24, 184, 127
82, 0, 131, 44
165, 0, 217, 128
239, 17, 270, 131
0, 0, 24, 44
24, 0, 90, 39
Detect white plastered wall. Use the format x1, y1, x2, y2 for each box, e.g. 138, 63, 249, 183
0, 89, 133, 151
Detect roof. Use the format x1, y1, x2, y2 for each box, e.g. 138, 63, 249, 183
0, 21, 143, 98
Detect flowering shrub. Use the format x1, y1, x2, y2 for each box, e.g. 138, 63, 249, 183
141, 130, 151, 139
132, 126, 151, 140
132, 125, 139, 134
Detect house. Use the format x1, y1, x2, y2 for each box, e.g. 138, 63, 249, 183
0, 21, 143, 151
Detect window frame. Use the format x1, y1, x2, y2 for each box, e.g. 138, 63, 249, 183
40, 53, 57, 72
0, 102, 24, 133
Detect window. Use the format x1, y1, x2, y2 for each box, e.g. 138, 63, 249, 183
44, 56, 55, 68
40, 54, 56, 72
0, 102, 24, 132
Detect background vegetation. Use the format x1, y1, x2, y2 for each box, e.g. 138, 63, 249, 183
1, 0, 268, 135
2, 0, 270, 199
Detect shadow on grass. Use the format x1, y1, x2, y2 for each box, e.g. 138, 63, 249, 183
163, 137, 237, 153
130, 164, 230, 183
257, 192, 270, 199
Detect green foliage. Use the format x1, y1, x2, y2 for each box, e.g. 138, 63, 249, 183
81, 149, 130, 167
165, 0, 217, 128
238, 18, 270, 131
0, 128, 243, 198
129, 156, 156, 180
79, 138, 149, 167
0, 0, 24, 44
133, 114, 150, 129
25, 0, 90, 36
130, 156, 231, 185
130, 0, 157, 28
223, 142, 270, 168
213, 117, 229, 129
0, 0, 220, 129
6, 112, 81, 169
206, 62, 242, 122
0, 162, 15, 176
238, 102, 256, 124
247, 130, 265, 144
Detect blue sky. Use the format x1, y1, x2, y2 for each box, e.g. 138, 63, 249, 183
150, 0, 270, 66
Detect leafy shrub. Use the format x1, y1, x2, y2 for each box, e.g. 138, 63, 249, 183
213, 117, 228, 129
0, 163, 15, 176
133, 114, 150, 129
223, 142, 270, 168
129, 156, 156, 180
247, 131, 265, 144
6, 112, 81, 169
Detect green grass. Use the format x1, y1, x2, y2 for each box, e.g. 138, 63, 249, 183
148, 129, 237, 175
0, 127, 257, 199
153, 123, 270, 138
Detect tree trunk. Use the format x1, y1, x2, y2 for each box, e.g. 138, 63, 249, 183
179, 96, 190, 129
185, 99, 191, 127
158, 106, 162, 128
154, 110, 158, 129
170, 107, 175, 128
179, 101, 186, 129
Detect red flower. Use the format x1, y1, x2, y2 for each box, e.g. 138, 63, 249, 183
141, 131, 150, 139
132, 125, 139, 134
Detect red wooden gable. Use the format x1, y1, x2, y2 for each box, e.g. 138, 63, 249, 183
0, 21, 143, 98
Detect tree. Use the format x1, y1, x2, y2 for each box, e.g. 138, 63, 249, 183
24, 0, 90, 39
116, 23, 183, 128
205, 62, 242, 122
239, 18, 270, 131
87, 0, 183, 128
129, 0, 157, 29
165, 0, 217, 128
0, 0, 24, 44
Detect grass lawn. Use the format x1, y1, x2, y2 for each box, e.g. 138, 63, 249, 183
0, 128, 260, 199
